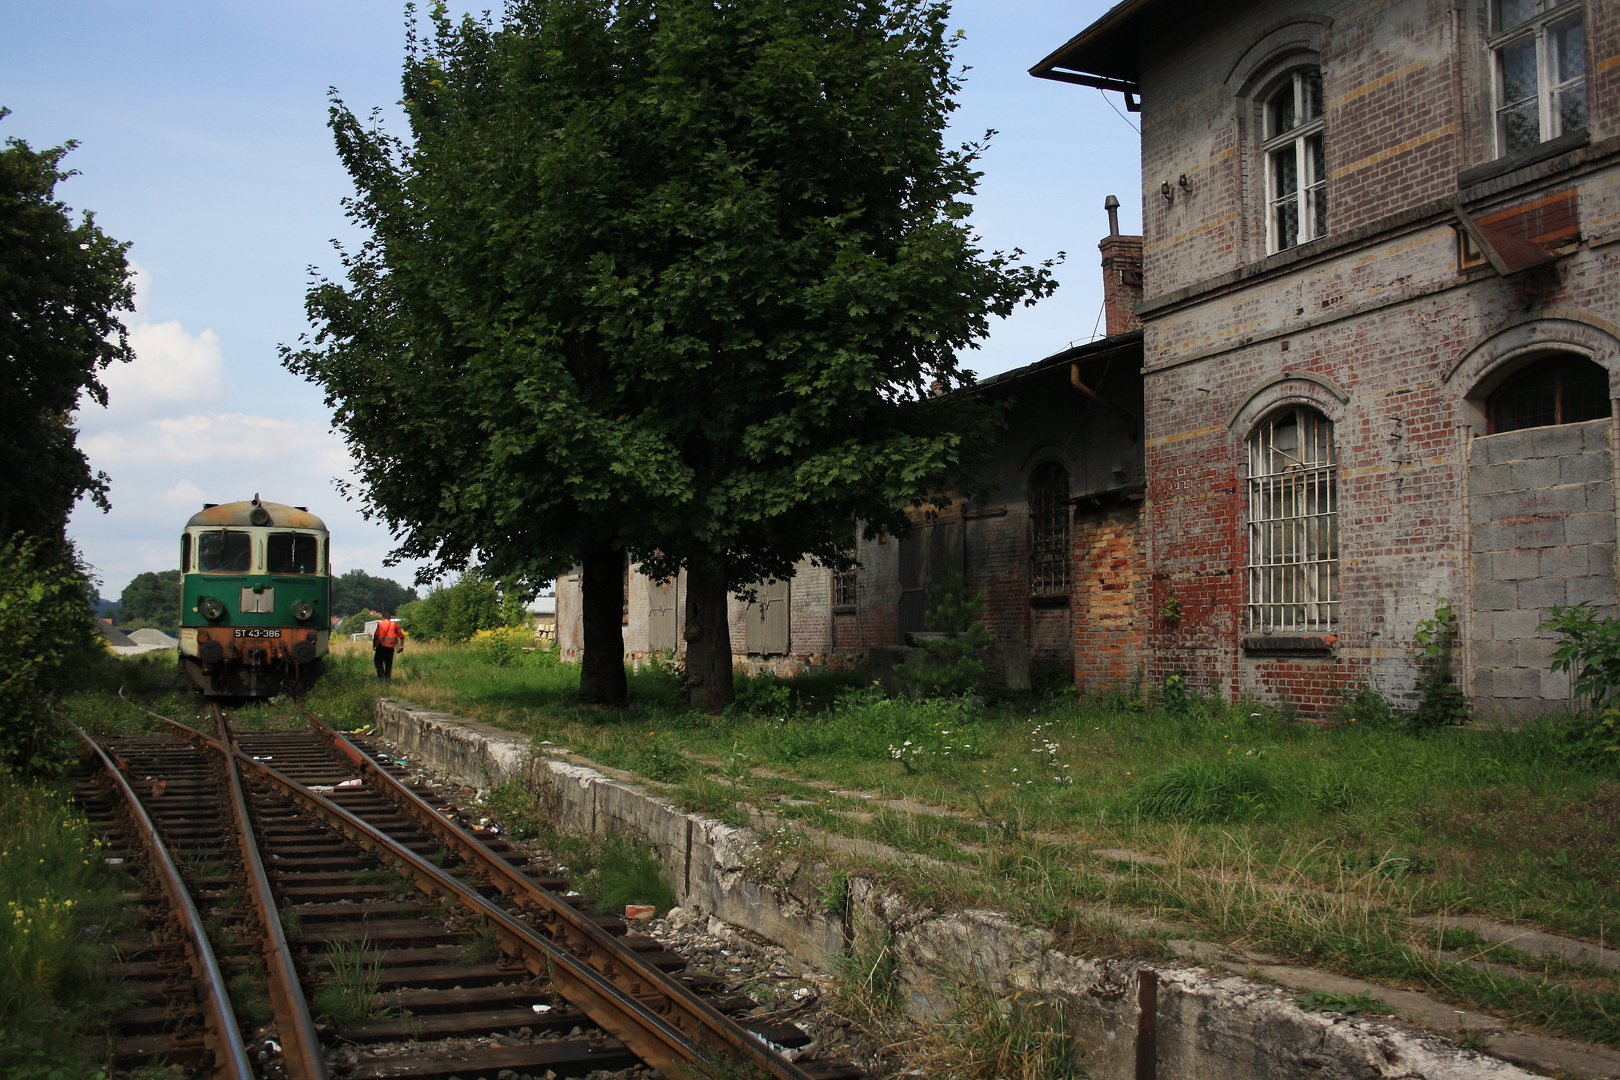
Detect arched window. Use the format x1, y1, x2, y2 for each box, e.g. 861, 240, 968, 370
1486, 355, 1610, 433
1247, 407, 1338, 632
1264, 68, 1326, 253
1029, 461, 1070, 599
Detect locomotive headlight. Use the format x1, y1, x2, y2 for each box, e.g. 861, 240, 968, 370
292, 600, 314, 622
199, 596, 226, 620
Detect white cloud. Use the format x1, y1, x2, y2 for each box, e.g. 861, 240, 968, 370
82, 263, 226, 425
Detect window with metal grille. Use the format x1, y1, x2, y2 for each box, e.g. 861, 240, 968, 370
1491, 0, 1585, 158
1486, 354, 1610, 433
1247, 408, 1338, 632
1264, 68, 1326, 253
832, 565, 858, 609
1029, 461, 1071, 599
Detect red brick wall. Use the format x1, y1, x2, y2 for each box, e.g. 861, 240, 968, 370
1072, 502, 1149, 693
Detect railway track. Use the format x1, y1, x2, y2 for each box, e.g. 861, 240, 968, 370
72, 706, 863, 1080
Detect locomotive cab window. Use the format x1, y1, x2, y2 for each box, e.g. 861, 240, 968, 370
180, 535, 191, 573
268, 532, 320, 575
198, 530, 253, 574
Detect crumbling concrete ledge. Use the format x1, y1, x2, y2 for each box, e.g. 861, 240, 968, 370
374, 698, 1554, 1079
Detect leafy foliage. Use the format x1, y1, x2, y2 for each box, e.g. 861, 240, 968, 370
336, 609, 384, 636
1538, 603, 1620, 765
0, 537, 101, 774
284, 0, 1055, 706
396, 571, 508, 642
471, 625, 531, 667
0, 111, 134, 542
116, 569, 179, 630
330, 569, 417, 617
1408, 600, 1469, 729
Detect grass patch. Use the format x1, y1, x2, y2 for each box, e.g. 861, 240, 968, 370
0, 780, 129, 1077
476, 781, 540, 840
274, 642, 1620, 1045
548, 833, 676, 916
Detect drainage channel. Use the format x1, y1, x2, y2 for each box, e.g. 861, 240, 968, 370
74, 708, 864, 1080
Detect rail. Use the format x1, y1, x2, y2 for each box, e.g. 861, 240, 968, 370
74, 725, 256, 1080
296, 703, 822, 1080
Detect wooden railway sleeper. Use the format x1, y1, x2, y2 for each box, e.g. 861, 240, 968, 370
74, 727, 255, 1080
299, 706, 824, 1080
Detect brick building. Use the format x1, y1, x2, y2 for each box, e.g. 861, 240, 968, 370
1034, 0, 1620, 715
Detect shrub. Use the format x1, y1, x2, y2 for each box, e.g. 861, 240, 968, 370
729, 672, 792, 717
896, 570, 992, 698
0, 537, 101, 773
1538, 603, 1620, 767
471, 625, 530, 667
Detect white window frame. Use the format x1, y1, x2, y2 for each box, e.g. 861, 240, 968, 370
1489, 0, 1586, 158
1262, 68, 1327, 254
1246, 407, 1338, 633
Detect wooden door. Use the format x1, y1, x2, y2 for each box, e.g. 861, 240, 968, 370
648, 577, 678, 652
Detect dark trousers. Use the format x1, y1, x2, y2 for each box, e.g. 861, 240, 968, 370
374, 645, 395, 679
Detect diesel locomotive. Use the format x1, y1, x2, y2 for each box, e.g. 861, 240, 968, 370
177, 496, 330, 698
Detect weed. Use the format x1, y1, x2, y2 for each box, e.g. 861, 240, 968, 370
313, 937, 387, 1026
0, 781, 128, 1076
478, 780, 541, 840
1295, 989, 1393, 1015
819, 871, 850, 917
835, 934, 901, 1018
895, 571, 994, 698
1455, 1031, 1491, 1051
582, 835, 675, 915
279, 907, 302, 939
1409, 601, 1469, 729
457, 922, 500, 964
934, 978, 1084, 1080
228, 967, 273, 1026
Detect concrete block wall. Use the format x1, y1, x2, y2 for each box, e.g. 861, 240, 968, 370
1469, 417, 1616, 717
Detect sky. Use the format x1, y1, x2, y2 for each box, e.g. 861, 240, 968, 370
0, 1, 1142, 603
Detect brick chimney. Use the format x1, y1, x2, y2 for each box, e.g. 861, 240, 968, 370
1099, 194, 1143, 337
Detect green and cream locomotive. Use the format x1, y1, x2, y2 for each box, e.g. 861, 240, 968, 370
178, 496, 330, 698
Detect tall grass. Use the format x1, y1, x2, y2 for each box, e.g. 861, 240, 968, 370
0, 781, 127, 1078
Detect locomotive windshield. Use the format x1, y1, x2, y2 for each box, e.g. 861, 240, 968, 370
198, 530, 252, 573
268, 532, 320, 575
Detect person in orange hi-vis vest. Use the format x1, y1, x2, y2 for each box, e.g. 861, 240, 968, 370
372, 615, 405, 680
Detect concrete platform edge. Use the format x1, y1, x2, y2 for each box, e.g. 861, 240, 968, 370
374, 698, 1558, 1080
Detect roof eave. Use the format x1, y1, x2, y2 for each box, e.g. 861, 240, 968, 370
1028, 0, 1160, 90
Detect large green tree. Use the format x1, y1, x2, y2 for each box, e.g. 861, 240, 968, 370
0, 109, 134, 543
285, 0, 1054, 710
118, 569, 180, 630
331, 568, 418, 617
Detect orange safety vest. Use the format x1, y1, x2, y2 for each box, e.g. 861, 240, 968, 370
373, 619, 403, 648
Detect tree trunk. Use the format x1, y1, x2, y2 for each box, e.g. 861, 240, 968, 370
682, 557, 734, 714
579, 540, 627, 705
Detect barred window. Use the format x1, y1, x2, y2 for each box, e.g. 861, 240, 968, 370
832, 564, 858, 609
1486, 354, 1610, 433
1247, 408, 1338, 632
1029, 461, 1070, 599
